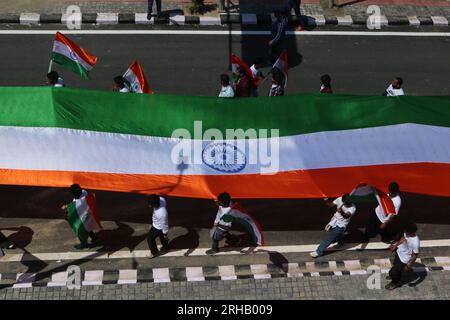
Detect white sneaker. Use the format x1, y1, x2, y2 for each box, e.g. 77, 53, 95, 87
310, 251, 319, 258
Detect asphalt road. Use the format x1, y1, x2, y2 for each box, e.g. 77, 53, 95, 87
0, 30, 450, 275
0, 30, 450, 95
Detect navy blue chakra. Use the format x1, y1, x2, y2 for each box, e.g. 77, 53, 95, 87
202, 142, 247, 173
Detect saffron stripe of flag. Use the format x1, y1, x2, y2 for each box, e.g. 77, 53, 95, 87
231, 54, 258, 87
51, 32, 98, 80
123, 60, 154, 94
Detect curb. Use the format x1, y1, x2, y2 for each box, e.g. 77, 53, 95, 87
0, 13, 449, 27
1, 256, 449, 289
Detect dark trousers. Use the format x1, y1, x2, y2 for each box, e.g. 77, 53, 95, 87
148, 0, 162, 15
365, 211, 393, 241
0, 231, 11, 248
389, 253, 407, 284
147, 226, 169, 255
80, 231, 98, 246
288, 0, 304, 26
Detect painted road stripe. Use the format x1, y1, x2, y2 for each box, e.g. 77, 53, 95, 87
1, 30, 450, 36
13, 273, 36, 288
251, 264, 271, 280
408, 16, 421, 26
47, 272, 69, 287
219, 265, 237, 281
337, 15, 353, 26
431, 16, 449, 25
82, 270, 103, 286
374, 258, 392, 268
435, 257, 450, 265
96, 13, 119, 25
19, 13, 40, 25
118, 269, 137, 284
186, 267, 205, 282
2, 239, 450, 263
285, 263, 302, 277
344, 260, 362, 270
153, 268, 170, 283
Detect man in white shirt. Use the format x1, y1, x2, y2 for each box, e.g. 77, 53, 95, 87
60, 184, 100, 250
147, 194, 170, 258
383, 77, 405, 96
113, 76, 130, 93
206, 192, 240, 254
218, 74, 235, 98
364, 182, 401, 242
310, 194, 356, 258
250, 58, 266, 96
386, 222, 420, 290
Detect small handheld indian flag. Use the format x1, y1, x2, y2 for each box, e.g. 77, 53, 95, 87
123, 60, 154, 94
222, 203, 264, 246
231, 54, 258, 87
347, 183, 396, 215
51, 32, 98, 80
272, 50, 288, 88
67, 192, 102, 244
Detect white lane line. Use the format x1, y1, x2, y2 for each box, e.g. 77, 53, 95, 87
186, 267, 205, 282
96, 13, 119, 25
344, 260, 362, 270
19, 13, 40, 25
219, 265, 237, 281
430, 16, 449, 26
82, 270, 103, 286
285, 263, 302, 277
0, 30, 450, 36
1, 239, 449, 262
435, 256, 450, 265
374, 258, 392, 268
118, 269, 137, 284
408, 16, 421, 26
152, 268, 170, 283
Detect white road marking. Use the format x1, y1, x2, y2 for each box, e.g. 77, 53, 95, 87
344, 260, 362, 270
186, 267, 205, 281
152, 267, 170, 283
251, 264, 271, 279
47, 271, 68, 287
82, 270, 103, 286
219, 265, 237, 281
96, 13, 119, 25
13, 273, 36, 288
1, 239, 450, 263
0, 30, 450, 36
118, 269, 137, 284
408, 16, 421, 26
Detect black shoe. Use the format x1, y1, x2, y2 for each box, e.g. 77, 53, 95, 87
385, 281, 401, 290
161, 246, 170, 252
74, 243, 88, 250
147, 13, 152, 20
206, 249, 218, 255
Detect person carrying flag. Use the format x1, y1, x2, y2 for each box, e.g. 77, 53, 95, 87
310, 194, 357, 258
46, 71, 65, 87
61, 184, 101, 250
112, 76, 130, 93
364, 182, 402, 242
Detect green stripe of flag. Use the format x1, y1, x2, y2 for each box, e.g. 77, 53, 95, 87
67, 202, 89, 244
51, 52, 91, 80
0, 87, 450, 138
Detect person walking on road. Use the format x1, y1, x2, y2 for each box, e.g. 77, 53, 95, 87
310, 194, 356, 258
269, 9, 288, 64
234, 66, 252, 97
218, 74, 235, 98
206, 192, 241, 255
250, 58, 266, 97
364, 182, 401, 242
61, 184, 100, 250
147, 0, 163, 19
147, 194, 170, 258
385, 222, 420, 290
383, 77, 405, 96
320, 74, 333, 94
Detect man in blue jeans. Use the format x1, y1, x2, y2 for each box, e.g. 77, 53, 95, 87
147, 0, 162, 19
310, 194, 356, 258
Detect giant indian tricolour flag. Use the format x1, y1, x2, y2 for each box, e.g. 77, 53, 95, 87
0, 87, 450, 199
51, 32, 98, 79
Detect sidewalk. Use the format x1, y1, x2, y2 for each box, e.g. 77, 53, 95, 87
2, 0, 450, 18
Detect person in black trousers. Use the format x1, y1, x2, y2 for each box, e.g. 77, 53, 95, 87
147, 195, 170, 258
147, 0, 162, 19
